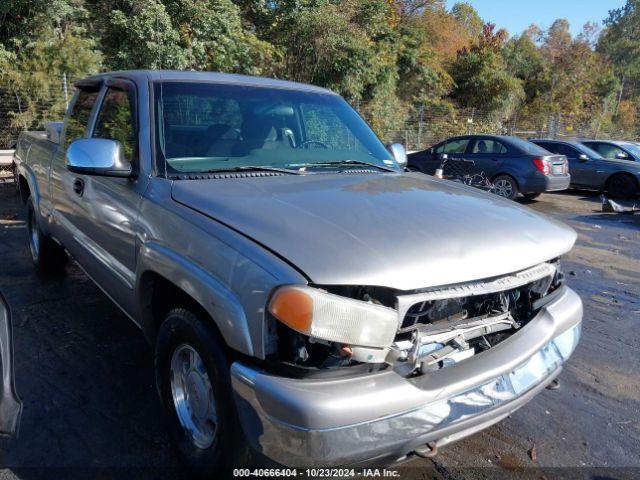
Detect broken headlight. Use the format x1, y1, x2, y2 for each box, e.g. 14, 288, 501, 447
268, 285, 399, 348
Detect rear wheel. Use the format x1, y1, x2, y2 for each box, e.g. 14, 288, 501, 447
606, 173, 638, 199
492, 175, 519, 200
155, 308, 249, 476
26, 197, 67, 274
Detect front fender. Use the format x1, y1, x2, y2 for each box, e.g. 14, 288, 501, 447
136, 242, 254, 356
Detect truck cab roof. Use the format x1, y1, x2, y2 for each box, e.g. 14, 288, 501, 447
76, 70, 337, 95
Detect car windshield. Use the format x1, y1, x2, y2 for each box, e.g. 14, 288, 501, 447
620, 142, 640, 158
507, 136, 551, 155
154, 82, 397, 174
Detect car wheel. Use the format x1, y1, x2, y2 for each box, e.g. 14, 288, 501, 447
606, 173, 638, 199
491, 175, 519, 200
522, 192, 541, 200
26, 197, 67, 273
155, 308, 249, 476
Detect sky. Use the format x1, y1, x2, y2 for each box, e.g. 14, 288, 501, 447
445, 0, 627, 37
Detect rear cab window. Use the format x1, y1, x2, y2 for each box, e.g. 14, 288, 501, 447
63, 89, 99, 149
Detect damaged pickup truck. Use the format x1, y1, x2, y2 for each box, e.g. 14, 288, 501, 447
13, 71, 582, 472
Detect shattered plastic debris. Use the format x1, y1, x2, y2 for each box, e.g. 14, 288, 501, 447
601, 195, 639, 214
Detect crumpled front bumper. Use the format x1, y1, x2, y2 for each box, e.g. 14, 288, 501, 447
231, 287, 582, 467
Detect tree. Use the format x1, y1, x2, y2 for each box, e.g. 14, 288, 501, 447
451, 24, 523, 114
0, 0, 102, 146
451, 2, 483, 38
94, 0, 276, 74
598, 0, 640, 113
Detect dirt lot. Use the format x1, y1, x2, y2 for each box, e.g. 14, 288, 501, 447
0, 183, 638, 479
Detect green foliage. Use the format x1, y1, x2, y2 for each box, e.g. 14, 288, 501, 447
451, 2, 483, 37
98, 0, 277, 74
599, 0, 640, 81
0, 0, 639, 146
0, 0, 102, 145
451, 24, 524, 114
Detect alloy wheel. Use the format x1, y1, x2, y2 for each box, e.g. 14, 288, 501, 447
170, 344, 218, 449
493, 179, 514, 198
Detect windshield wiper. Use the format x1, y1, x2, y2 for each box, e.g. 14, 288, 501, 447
203, 165, 304, 175
292, 159, 397, 172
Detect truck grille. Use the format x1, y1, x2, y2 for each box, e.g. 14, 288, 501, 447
390, 262, 564, 375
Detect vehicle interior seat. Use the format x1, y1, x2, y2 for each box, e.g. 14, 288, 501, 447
203, 123, 240, 157
233, 116, 295, 156
476, 140, 487, 153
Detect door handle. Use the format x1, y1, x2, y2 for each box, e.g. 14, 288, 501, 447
72, 178, 85, 196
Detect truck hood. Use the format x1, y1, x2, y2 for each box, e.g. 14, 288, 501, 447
171, 173, 576, 291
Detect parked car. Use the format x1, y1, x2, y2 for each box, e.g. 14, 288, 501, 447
14, 71, 582, 472
407, 135, 570, 200
530, 139, 640, 198
572, 139, 640, 197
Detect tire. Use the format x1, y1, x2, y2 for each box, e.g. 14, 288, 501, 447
606, 173, 638, 199
155, 308, 250, 476
491, 175, 519, 200
522, 192, 541, 200
26, 197, 67, 273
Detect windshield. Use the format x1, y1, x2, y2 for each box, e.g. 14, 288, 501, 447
154, 82, 397, 174
620, 142, 640, 158
508, 136, 551, 155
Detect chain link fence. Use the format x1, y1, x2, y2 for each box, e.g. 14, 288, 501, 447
374, 108, 639, 152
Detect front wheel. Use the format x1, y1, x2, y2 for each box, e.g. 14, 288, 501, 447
155, 308, 249, 475
491, 175, 519, 200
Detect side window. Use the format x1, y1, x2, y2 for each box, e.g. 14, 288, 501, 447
93, 86, 136, 161
534, 142, 553, 152
472, 139, 507, 154
597, 144, 626, 160
442, 139, 470, 154
563, 146, 579, 159
545, 143, 565, 155
64, 90, 99, 149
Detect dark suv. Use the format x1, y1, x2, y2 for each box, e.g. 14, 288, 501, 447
407, 135, 570, 200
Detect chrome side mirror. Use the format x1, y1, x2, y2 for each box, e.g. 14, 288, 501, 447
388, 143, 407, 168
67, 138, 132, 177
578, 154, 589, 161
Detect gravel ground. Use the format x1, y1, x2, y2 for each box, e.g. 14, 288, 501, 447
0, 183, 638, 479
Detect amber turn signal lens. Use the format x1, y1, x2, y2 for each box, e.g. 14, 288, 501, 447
269, 288, 314, 333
